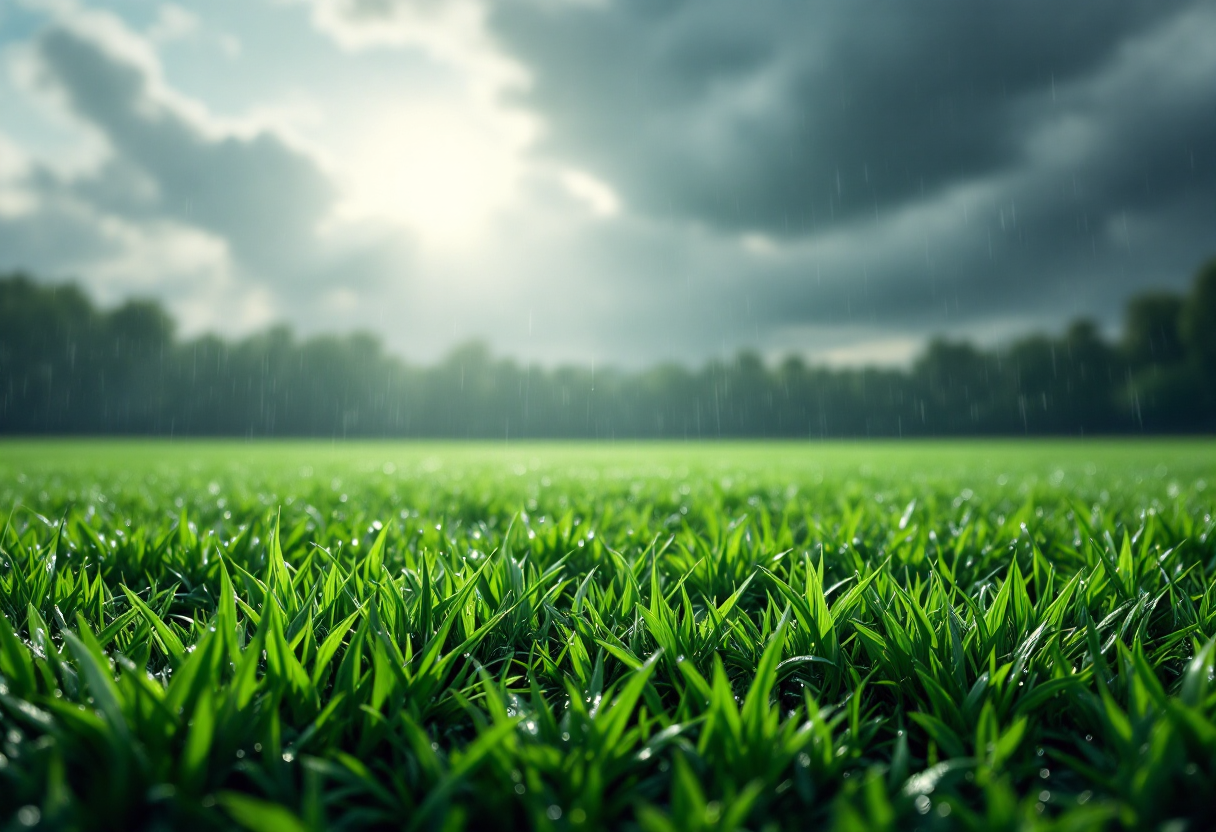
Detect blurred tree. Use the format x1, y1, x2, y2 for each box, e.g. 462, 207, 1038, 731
107, 300, 174, 355
3, 264, 1215, 437
1124, 292, 1185, 367
1181, 258, 1216, 395
1063, 319, 1123, 432
1122, 287, 1199, 431
914, 339, 994, 433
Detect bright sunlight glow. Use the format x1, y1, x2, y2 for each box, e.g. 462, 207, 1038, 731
341, 104, 528, 246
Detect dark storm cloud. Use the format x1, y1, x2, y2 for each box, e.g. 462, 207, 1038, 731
490, 0, 1200, 234
26, 20, 341, 281
481, 0, 1216, 338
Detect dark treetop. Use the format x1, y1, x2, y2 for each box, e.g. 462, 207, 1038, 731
2, 259, 1215, 438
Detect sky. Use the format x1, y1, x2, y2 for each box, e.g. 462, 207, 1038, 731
0, 0, 1213, 367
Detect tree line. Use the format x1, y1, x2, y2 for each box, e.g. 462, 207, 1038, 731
2, 261, 1215, 438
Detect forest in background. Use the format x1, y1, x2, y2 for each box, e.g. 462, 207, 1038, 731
2, 260, 1215, 438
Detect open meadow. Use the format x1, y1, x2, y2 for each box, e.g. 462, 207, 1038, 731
1, 440, 1215, 831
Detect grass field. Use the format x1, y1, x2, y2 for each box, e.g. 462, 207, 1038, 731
2, 440, 1215, 831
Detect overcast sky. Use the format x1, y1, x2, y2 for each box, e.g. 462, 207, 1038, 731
1, 0, 1213, 366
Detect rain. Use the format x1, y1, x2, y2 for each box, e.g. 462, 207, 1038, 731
2, 3, 1216, 828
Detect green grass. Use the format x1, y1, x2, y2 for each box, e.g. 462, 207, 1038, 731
1, 439, 1215, 831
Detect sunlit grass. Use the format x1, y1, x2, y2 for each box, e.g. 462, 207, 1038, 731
1, 440, 1215, 830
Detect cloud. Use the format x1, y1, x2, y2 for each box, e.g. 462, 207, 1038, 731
0, 167, 238, 326
0, 133, 27, 183
288, 0, 1216, 361
468, 0, 1216, 346
2, 0, 1213, 366
0, 5, 417, 335
28, 14, 339, 276
302, 0, 527, 97
146, 5, 199, 45
489, 1, 1195, 232
561, 169, 619, 217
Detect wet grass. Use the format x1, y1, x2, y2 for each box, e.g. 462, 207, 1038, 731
1, 439, 1215, 831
